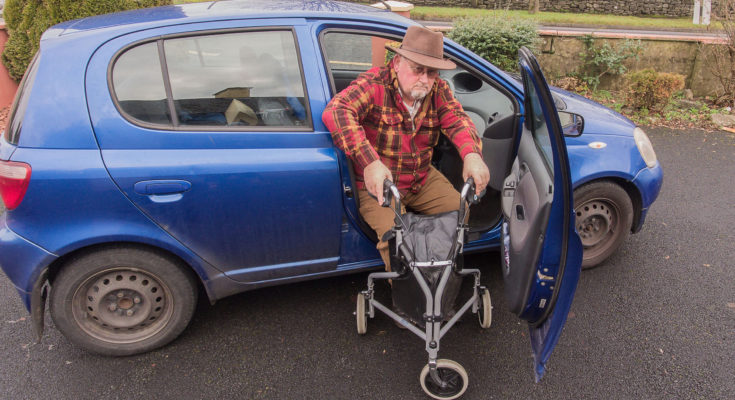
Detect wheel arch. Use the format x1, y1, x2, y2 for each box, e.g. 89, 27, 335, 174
45, 242, 210, 301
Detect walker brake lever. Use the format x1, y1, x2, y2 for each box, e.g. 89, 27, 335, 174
470, 188, 486, 205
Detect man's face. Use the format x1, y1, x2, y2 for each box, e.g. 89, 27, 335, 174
394, 55, 438, 102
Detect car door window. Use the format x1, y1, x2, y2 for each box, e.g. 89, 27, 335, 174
320, 30, 514, 130
164, 30, 307, 128
111, 30, 309, 129
112, 42, 171, 125
522, 72, 554, 171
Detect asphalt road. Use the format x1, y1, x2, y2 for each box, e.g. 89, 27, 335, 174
1, 127, 734, 399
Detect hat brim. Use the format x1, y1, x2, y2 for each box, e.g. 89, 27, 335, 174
387, 45, 456, 70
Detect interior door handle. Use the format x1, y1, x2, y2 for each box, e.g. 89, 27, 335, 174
134, 180, 192, 196
515, 204, 525, 220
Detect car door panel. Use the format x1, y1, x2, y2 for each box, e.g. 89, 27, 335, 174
501, 48, 583, 381
85, 22, 343, 280
501, 140, 553, 316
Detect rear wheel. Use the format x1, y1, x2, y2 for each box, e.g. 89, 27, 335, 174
574, 181, 634, 269
50, 247, 198, 356
356, 293, 367, 335
477, 288, 492, 329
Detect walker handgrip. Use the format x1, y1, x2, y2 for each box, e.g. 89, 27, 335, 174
461, 177, 485, 205
382, 179, 393, 207
380, 179, 401, 207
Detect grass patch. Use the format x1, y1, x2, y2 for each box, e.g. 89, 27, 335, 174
411, 7, 719, 31
171, 2, 719, 30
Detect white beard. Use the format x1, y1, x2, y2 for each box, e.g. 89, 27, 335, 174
411, 87, 429, 100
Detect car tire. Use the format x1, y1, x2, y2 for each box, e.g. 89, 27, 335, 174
574, 181, 634, 269
50, 246, 198, 356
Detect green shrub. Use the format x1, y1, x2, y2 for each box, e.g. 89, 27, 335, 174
578, 35, 643, 91
2, 0, 173, 81
626, 69, 686, 111
447, 13, 540, 72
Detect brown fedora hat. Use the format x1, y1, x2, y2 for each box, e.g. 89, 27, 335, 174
386, 26, 456, 70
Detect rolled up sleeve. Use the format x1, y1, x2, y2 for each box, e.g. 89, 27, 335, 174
322, 73, 380, 169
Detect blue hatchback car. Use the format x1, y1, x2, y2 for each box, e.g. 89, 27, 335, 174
0, 0, 661, 379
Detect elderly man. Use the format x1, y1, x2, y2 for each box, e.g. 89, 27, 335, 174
322, 25, 490, 270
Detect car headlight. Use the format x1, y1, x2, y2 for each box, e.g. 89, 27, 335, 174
634, 127, 657, 168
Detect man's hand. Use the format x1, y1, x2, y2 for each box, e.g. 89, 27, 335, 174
364, 160, 393, 204
462, 153, 490, 194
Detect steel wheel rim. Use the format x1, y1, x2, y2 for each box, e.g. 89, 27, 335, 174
71, 267, 174, 344
575, 198, 619, 257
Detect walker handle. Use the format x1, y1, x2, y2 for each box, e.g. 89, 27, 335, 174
461, 177, 486, 205
367, 179, 400, 208
381, 179, 400, 208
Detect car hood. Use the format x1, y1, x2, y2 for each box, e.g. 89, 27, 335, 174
550, 87, 636, 137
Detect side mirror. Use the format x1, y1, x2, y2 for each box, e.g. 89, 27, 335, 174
558, 111, 584, 137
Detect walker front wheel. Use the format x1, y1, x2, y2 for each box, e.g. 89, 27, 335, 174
478, 288, 492, 329
356, 293, 367, 335
419, 359, 468, 400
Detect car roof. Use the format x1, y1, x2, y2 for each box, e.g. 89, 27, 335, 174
44, 0, 405, 39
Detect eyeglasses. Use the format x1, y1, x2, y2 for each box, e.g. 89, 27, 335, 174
406, 62, 438, 79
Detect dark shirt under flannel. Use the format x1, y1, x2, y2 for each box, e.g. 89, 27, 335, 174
322, 64, 482, 194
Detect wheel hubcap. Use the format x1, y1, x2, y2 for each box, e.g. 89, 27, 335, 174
576, 200, 615, 248
73, 268, 173, 344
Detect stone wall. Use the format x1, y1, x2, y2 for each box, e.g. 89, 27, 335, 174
357, 1, 723, 17
534, 35, 728, 97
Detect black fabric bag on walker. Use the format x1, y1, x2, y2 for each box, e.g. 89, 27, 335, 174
389, 210, 463, 328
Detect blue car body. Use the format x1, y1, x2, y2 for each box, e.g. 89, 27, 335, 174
0, 0, 660, 370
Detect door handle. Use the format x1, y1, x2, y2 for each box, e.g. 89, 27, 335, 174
134, 180, 192, 196
515, 204, 525, 221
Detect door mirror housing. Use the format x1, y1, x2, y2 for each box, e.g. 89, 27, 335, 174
558, 111, 584, 137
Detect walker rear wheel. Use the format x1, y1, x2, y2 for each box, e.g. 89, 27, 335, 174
419, 359, 468, 400
356, 293, 367, 335
478, 288, 492, 329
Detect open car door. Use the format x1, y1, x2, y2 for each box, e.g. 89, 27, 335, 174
501, 47, 583, 381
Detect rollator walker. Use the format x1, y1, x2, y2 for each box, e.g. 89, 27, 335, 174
355, 178, 492, 400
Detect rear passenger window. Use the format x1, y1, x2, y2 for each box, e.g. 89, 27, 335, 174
110, 30, 309, 130
164, 30, 307, 128
113, 42, 171, 125
5, 52, 41, 144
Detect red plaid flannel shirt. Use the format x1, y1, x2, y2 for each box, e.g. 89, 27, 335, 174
322, 65, 482, 193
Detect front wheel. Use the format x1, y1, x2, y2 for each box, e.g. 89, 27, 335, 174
50, 247, 198, 356
419, 359, 469, 400
574, 181, 634, 269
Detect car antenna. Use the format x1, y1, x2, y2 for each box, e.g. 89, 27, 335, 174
378, 1, 393, 12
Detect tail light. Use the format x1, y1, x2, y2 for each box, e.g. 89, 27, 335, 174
0, 160, 32, 210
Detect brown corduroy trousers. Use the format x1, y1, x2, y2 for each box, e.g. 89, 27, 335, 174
357, 166, 464, 271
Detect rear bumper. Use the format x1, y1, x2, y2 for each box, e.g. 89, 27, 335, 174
631, 162, 663, 233
0, 213, 57, 311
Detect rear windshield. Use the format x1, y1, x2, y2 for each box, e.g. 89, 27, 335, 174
5, 53, 40, 145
